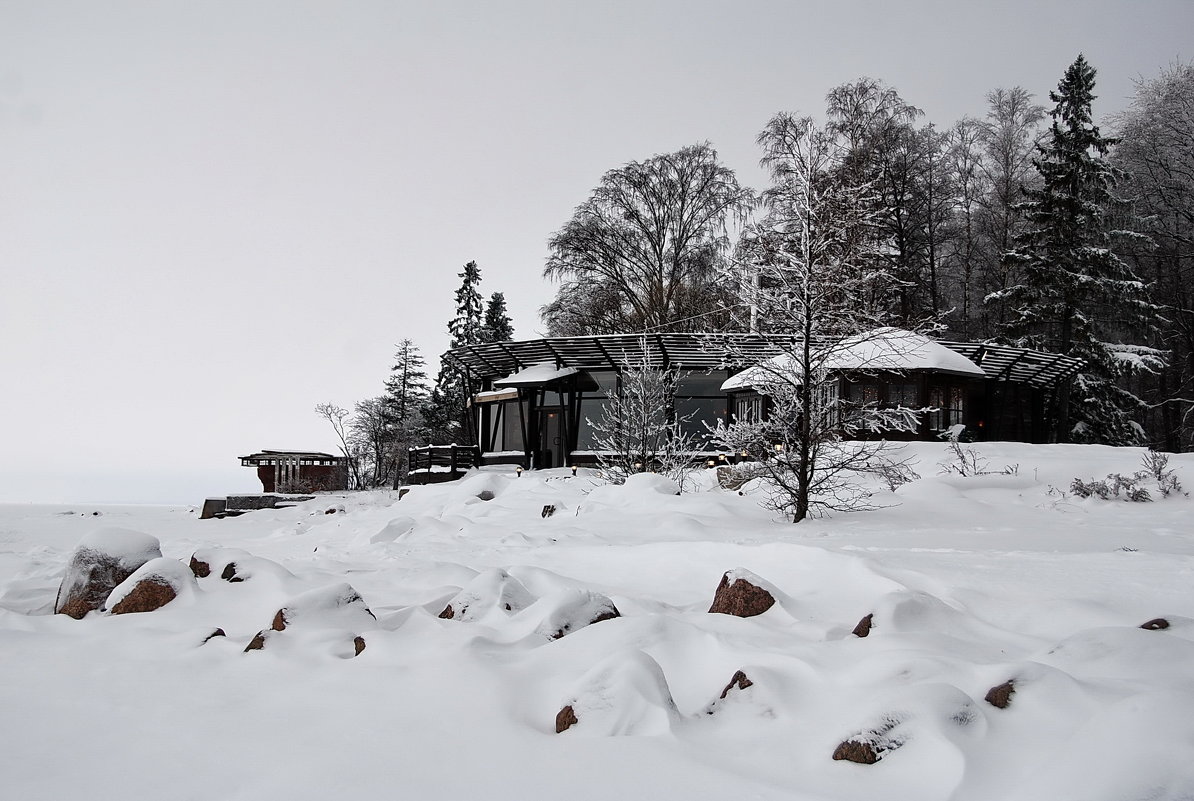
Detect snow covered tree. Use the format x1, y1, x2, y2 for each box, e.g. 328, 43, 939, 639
542, 143, 754, 334
586, 340, 698, 489
384, 339, 430, 481
449, 260, 485, 348
992, 55, 1158, 444
714, 114, 920, 522
481, 292, 514, 343
1112, 62, 1194, 450
976, 87, 1047, 334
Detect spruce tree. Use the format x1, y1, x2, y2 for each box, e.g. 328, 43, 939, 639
992, 55, 1155, 445
448, 261, 485, 348
384, 339, 430, 480
482, 292, 514, 343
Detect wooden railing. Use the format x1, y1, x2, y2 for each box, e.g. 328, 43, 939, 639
406, 445, 481, 484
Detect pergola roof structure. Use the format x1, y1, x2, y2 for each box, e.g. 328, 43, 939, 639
442, 333, 1084, 389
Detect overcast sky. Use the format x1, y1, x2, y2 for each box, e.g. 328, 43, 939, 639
1, 0, 1190, 504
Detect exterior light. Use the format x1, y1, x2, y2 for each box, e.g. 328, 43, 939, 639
516, 466, 523, 477
633, 461, 643, 471
774, 443, 785, 454
571, 465, 577, 477
705, 459, 717, 468
717, 454, 727, 463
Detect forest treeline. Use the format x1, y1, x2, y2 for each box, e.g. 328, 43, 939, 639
325, 56, 1194, 486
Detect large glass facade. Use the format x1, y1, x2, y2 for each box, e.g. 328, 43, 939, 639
576, 370, 617, 451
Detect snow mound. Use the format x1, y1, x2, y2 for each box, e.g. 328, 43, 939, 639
556, 649, 680, 736
438, 568, 536, 622
271, 582, 376, 632
531, 588, 621, 640
367, 515, 416, 544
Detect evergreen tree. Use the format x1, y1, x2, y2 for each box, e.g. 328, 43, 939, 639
481, 292, 514, 342
430, 261, 486, 447
992, 55, 1156, 444
449, 261, 485, 348
384, 339, 430, 481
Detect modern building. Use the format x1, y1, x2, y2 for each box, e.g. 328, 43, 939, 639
439, 330, 1083, 473
239, 450, 348, 492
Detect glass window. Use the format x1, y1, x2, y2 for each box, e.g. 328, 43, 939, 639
675, 370, 727, 397
927, 386, 945, 431
847, 382, 880, 404
889, 382, 918, 407
949, 386, 965, 427
577, 397, 610, 450
676, 397, 725, 447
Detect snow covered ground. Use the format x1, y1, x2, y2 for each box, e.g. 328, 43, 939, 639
1, 442, 1191, 801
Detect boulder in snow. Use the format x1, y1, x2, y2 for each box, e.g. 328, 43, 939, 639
270, 582, 376, 632
852, 613, 874, 638
437, 568, 536, 622
984, 680, 1015, 709
708, 569, 776, 617
833, 717, 905, 764
534, 589, 621, 640
555, 649, 678, 736
54, 528, 162, 619
719, 670, 754, 699
107, 557, 196, 615
1140, 617, 1170, 630
189, 553, 211, 578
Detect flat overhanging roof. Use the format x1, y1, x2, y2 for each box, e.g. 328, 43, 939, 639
443, 333, 1084, 389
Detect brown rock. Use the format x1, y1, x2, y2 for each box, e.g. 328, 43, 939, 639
852, 613, 874, 638
555, 705, 578, 733
353, 636, 366, 656
244, 631, 267, 652
189, 555, 211, 578
221, 562, 244, 583
202, 628, 226, 643
985, 680, 1015, 709
438, 604, 455, 620
55, 544, 159, 619
1141, 618, 1170, 630
719, 670, 754, 699
541, 504, 556, 518
271, 609, 287, 631
109, 577, 177, 615
833, 739, 880, 764
708, 573, 776, 617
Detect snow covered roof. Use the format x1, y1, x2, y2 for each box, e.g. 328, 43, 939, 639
722, 328, 985, 391
494, 362, 579, 387
444, 333, 1083, 388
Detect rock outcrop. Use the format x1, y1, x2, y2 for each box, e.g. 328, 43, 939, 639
708, 570, 776, 617
55, 529, 162, 619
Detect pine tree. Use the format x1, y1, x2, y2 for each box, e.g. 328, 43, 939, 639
481, 292, 514, 343
384, 339, 430, 481
992, 55, 1156, 445
449, 261, 485, 348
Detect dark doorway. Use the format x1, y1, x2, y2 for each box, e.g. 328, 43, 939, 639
538, 406, 564, 469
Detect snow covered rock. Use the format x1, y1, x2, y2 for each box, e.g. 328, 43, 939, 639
719, 670, 754, 699
707, 569, 777, 617
107, 557, 196, 615
533, 589, 621, 640
245, 583, 375, 654
188, 552, 212, 578
1140, 617, 1170, 630
623, 472, 681, 496
54, 528, 162, 619
189, 547, 295, 585
270, 583, 375, 632
554, 649, 679, 736
833, 716, 906, 764
852, 613, 874, 638
437, 568, 536, 622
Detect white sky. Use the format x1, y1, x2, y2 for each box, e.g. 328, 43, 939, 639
1, 0, 1190, 504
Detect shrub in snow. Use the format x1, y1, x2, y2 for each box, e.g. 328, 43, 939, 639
707, 569, 777, 618
106, 557, 197, 615
1070, 472, 1152, 502
438, 568, 536, 622
938, 437, 1017, 477
55, 528, 162, 619
1141, 449, 1184, 497
554, 649, 679, 736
